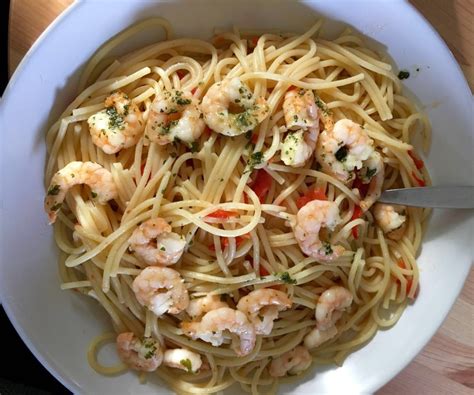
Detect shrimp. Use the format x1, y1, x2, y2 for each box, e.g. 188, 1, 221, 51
281, 89, 320, 167
303, 326, 338, 349
358, 151, 385, 211
236, 289, 292, 335
163, 348, 202, 373
116, 332, 162, 372
373, 203, 407, 240
281, 128, 319, 167
132, 266, 189, 316
315, 286, 353, 331
316, 119, 374, 182
128, 218, 186, 266
201, 77, 269, 136
315, 95, 334, 132
283, 89, 318, 131
181, 307, 256, 356
145, 89, 205, 145
294, 200, 345, 262
44, 161, 117, 224
268, 346, 312, 377
304, 286, 352, 349
186, 294, 228, 319
87, 91, 145, 154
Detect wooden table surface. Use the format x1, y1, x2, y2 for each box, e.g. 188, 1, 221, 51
8, 1, 474, 394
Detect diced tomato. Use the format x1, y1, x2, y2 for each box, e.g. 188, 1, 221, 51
351, 205, 363, 239
208, 234, 250, 251
412, 172, 426, 187
287, 85, 297, 91
177, 70, 186, 79
259, 265, 270, 276
251, 133, 259, 144
250, 36, 259, 48
353, 177, 369, 198
250, 169, 273, 203
408, 150, 424, 170
205, 209, 238, 219
191, 87, 197, 95
296, 188, 327, 209
396, 259, 418, 299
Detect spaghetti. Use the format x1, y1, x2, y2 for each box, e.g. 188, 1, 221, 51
45, 18, 431, 394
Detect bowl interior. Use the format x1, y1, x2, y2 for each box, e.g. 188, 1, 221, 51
1, 1, 472, 394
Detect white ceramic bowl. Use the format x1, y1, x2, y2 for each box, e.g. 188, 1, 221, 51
1, 1, 472, 393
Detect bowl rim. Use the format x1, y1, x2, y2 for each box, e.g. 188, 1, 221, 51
1, 1, 472, 394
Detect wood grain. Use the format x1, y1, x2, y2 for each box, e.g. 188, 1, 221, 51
8, 1, 474, 394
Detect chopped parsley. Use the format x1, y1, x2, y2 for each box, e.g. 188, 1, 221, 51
180, 358, 193, 373
47, 185, 60, 196
160, 246, 166, 251
236, 112, 252, 127
176, 97, 191, 106
142, 338, 157, 360
189, 141, 199, 153
315, 96, 331, 115
91, 191, 98, 198
51, 202, 62, 211
278, 271, 297, 284
160, 120, 179, 135
397, 70, 410, 80
246, 151, 263, 172
323, 242, 333, 255
245, 130, 252, 140
365, 167, 377, 180
293, 115, 299, 123
335, 146, 348, 162
105, 106, 124, 129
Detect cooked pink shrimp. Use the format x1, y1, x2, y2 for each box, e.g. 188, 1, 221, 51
304, 286, 352, 349
44, 161, 117, 224
359, 151, 385, 211
281, 89, 319, 167
283, 89, 319, 130
181, 307, 256, 356
304, 326, 338, 349
373, 203, 407, 240
236, 289, 292, 335
116, 332, 162, 372
132, 266, 189, 316
163, 348, 202, 373
268, 346, 312, 377
186, 294, 228, 319
315, 286, 353, 330
145, 89, 205, 145
128, 218, 186, 266
201, 77, 269, 136
316, 119, 374, 182
294, 200, 345, 262
281, 128, 319, 167
87, 91, 145, 154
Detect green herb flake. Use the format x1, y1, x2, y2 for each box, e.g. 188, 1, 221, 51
335, 146, 348, 162
397, 70, 410, 80
180, 358, 193, 373
51, 203, 62, 211
323, 242, 333, 256
278, 271, 297, 284
190, 142, 199, 153
365, 167, 377, 180
246, 151, 263, 171
47, 185, 61, 196
160, 246, 166, 251
245, 130, 252, 140
105, 106, 125, 129
91, 191, 98, 198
